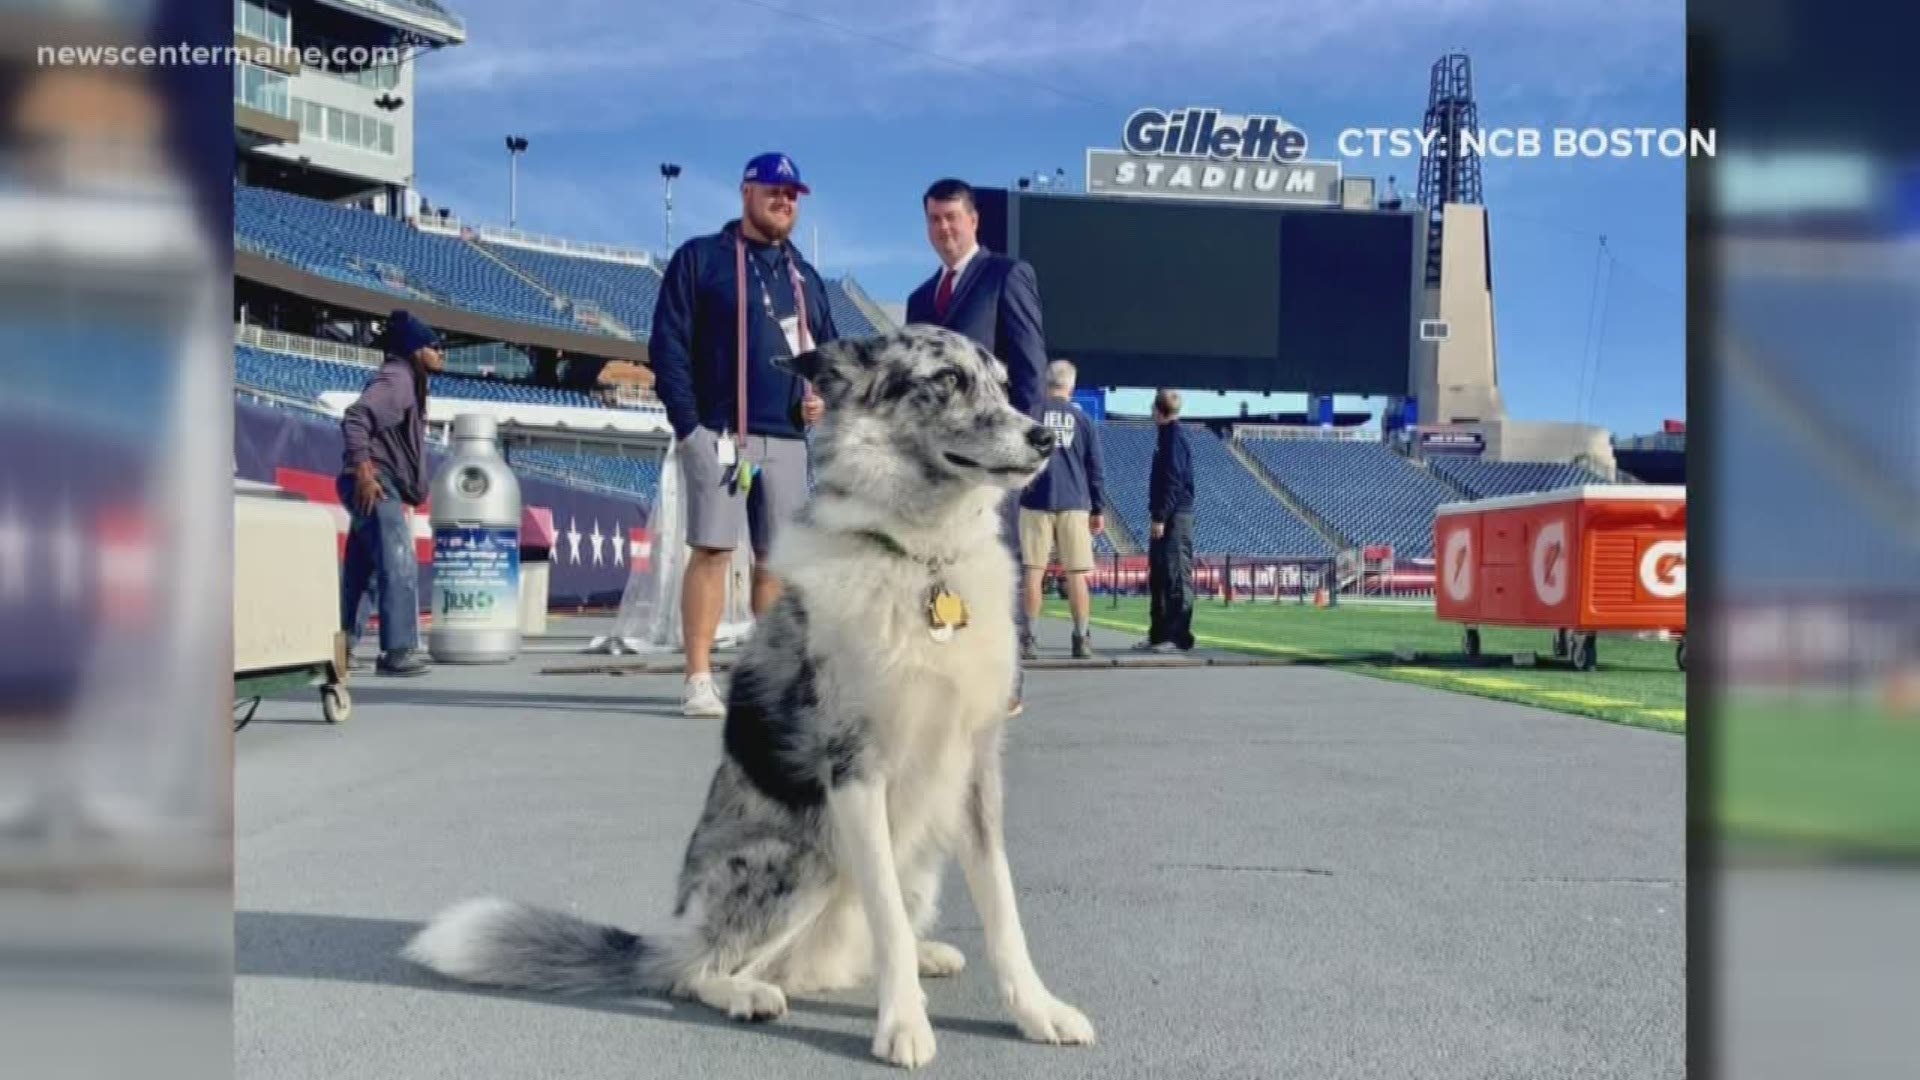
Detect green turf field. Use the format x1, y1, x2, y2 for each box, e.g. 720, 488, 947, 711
1717, 695, 1920, 856
1046, 596, 1687, 732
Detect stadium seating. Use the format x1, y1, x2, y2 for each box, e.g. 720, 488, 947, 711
235, 344, 609, 409
236, 186, 584, 331
1238, 437, 1455, 559
507, 447, 662, 503
1427, 458, 1604, 500
480, 243, 662, 337
1098, 422, 1332, 558
825, 281, 879, 337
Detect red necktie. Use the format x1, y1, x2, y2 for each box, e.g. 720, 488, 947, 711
934, 268, 954, 319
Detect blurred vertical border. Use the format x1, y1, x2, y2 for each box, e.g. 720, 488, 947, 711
0, 1, 233, 1078
1694, 0, 1920, 1076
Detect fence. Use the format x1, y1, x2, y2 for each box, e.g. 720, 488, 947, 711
1046, 551, 1434, 606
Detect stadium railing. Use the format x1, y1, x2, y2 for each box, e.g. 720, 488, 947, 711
1235, 424, 1376, 442
1047, 551, 1435, 607
413, 213, 656, 267
236, 323, 381, 369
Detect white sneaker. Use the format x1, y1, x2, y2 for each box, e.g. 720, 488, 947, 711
682, 673, 726, 718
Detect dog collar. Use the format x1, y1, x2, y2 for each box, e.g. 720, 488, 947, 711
849, 529, 957, 568
847, 530, 969, 642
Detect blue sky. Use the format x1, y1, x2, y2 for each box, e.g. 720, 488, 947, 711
413, 0, 1685, 435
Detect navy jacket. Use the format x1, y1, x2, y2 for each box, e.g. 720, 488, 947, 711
1021, 398, 1105, 514
650, 220, 839, 441
905, 250, 1046, 418
1149, 421, 1195, 523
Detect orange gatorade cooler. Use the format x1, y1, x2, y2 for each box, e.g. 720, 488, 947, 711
1433, 485, 1686, 671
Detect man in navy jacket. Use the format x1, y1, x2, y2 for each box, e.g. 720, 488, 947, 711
1020, 360, 1105, 660
906, 177, 1049, 715
1142, 389, 1197, 652
650, 151, 837, 717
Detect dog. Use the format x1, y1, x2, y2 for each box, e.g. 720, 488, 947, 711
403, 325, 1096, 1069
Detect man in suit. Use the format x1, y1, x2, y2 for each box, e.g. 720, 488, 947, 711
906, 177, 1048, 716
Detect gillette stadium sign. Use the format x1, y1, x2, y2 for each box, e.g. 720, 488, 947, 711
1085, 107, 1341, 206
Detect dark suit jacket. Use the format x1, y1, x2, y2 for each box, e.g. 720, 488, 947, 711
905, 250, 1047, 417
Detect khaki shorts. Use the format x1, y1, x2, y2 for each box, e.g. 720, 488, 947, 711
1019, 509, 1096, 573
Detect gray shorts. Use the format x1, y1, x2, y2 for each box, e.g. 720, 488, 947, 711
679, 427, 810, 556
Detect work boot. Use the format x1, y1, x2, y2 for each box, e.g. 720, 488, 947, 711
1071, 631, 1093, 660
376, 650, 430, 677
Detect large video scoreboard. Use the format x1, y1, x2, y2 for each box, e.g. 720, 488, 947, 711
999, 192, 1422, 395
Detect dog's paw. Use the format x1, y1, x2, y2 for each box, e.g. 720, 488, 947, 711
1010, 993, 1096, 1046
872, 1009, 937, 1069
724, 981, 788, 1022
916, 940, 966, 978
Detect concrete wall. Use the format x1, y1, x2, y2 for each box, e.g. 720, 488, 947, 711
1414, 203, 1503, 425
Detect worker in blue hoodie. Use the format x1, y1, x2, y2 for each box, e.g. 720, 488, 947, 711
649, 151, 838, 718
1141, 388, 1196, 652
1018, 360, 1106, 660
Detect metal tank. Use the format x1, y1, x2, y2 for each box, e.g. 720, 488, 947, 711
428, 414, 523, 662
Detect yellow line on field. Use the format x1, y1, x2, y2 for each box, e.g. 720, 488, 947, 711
1533, 690, 1637, 708
1082, 615, 1335, 660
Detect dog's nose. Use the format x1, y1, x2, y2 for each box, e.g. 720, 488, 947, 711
1026, 426, 1056, 454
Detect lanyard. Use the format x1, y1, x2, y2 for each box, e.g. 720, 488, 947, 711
734, 234, 812, 438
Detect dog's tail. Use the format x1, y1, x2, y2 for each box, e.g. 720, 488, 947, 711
402, 898, 685, 995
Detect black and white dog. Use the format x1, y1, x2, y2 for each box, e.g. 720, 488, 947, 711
405, 326, 1094, 1068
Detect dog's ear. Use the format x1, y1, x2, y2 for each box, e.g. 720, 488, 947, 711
773, 346, 831, 384
775, 338, 881, 394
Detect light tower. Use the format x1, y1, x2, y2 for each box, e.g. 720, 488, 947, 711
660, 162, 682, 252
1415, 53, 1484, 286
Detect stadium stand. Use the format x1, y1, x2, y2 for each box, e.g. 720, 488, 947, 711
1427, 458, 1604, 500
241, 186, 882, 346
507, 447, 662, 504
1238, 436, 1455, 559
237, 186, 586, 332
235, 343, 611, 409
479, 242, 661, 337
825, 280, 879, 337
1099, 422, 1332, 558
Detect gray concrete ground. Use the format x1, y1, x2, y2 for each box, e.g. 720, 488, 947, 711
236, 616, 1683, 1079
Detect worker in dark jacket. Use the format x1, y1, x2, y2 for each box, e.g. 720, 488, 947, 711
649, 151, 838, 718
1140, 388, 1196, 652
338, 309, 444, 676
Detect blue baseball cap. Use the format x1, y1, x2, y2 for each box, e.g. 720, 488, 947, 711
742, 152, 810, 194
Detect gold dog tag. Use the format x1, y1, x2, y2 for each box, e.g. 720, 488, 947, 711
927, 587, 969, 643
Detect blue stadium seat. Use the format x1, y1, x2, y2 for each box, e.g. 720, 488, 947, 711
235, 186, 591, 332
1427, 458, 1604, 500
1238, 436, 1456, 560
234, 343, 608, 410
479, 242, 663, 337
825, 280, 879, 337
506, 447, 663, 504
1098, 422, 1331, 558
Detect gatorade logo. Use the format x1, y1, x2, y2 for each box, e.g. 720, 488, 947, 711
1639, 540, 1686, 599
1442, 527, 1473, 602
1531, 520, 1569, 606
